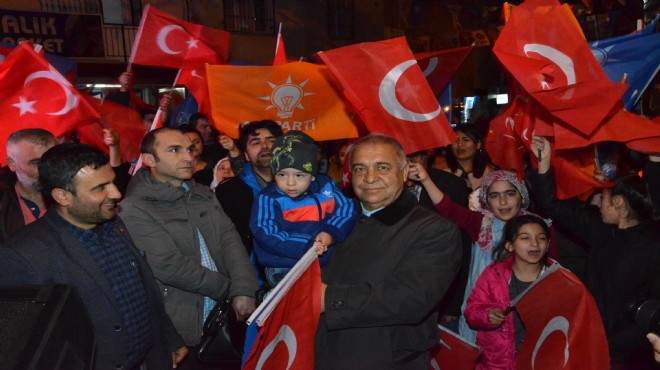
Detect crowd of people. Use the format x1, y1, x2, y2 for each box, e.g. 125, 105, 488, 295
0, 76, 659, 370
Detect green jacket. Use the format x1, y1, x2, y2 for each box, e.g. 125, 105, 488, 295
120, 168, 258, 345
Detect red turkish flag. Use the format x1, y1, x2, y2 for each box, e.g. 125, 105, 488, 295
515, 268, 609, 369
76, 96, 146, 161
129, 5, 230, 69
429, 325, 482, 370
552, 147, 608, 200
0, 43, 100, 165
318, 37, 455, 154
415, 46, 473, 96
485, 97, 530, 178
551, 110, 660, 151
493, 0, 627, 136
243, 259, 321, 370
176, 65, 213, 118
273, 32, 288, 65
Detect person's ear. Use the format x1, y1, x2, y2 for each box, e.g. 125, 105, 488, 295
142, 153, 156, 167
612, 195, 626, 209
6, 157, 15, 172
505, 241, 513, 252
51, 188, 72, 207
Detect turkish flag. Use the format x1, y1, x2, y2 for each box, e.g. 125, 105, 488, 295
206, 61, 358, 141
76, 96, 146, 161
415, 46, 473, 97
515, 268, 609, 369
493, 0, 627, 136
176, 65, 213, 118
243, 259, 321, 370
273, 32, 288, 66
552, 147, 609, 200
129, 5, 230, 69
551, 110, 660, 151
0, 43, 100, 166
318, 37, 455, 154
485, 97, 529, 178
0, 42, 77, 84
429, 325, 482, 370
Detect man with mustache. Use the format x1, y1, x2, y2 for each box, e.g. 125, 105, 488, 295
215, 120, 283, 256
120, 127, 258, 369
315, 134, 461, 369
0, 143, 187, 369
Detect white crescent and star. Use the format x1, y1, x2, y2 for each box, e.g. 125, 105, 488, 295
378, 59, 442, 122
522, 128, 536, 141
157, 25, 188, 55
255, 325, 297, 370
523, 44, 576, 90
531, 316, 570, 369
14, 65, 79, 116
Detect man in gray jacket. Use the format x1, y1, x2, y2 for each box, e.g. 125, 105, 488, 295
120, 127, 258, 366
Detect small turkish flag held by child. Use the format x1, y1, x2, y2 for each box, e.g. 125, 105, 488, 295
243, 249, 321, 370
515, 268, 609, 369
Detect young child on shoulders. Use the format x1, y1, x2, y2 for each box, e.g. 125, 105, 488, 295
464, 215, 557, 370
249, 131, 358, 287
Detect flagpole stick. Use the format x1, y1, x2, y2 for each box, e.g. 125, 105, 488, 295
132, 68, 181, 176
274, 22, 283, 57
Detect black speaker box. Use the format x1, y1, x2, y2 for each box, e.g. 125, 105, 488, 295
0, 285, 95, 370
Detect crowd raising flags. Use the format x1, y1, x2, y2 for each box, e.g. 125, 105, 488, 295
487, 0, 660, 199
0, 0, 659, 368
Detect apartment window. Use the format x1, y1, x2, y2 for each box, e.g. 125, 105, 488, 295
328, 0, 354, 39
224, 0, 275, 34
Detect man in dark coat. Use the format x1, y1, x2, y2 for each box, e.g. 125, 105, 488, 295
315, 134, 462, 369
0, 143, 187, 370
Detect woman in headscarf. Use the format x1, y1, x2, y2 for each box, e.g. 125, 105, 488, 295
407, 164, 558, 344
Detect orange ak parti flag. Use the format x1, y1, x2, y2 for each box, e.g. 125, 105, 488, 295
206, 61, 358, 141
129, 4, 230, 69
493, 0, 627, 137
318, 37, 455, 154
0, 43, 100, 166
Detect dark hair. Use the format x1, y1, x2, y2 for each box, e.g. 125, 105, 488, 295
39, 143, 109, 197
446, 124, 492, 178
188, 113, 207, 126
140, 127, 180, 156
492, 215, 550, 262
610, 174, 654, 223
237, 120, 283, 151
178, 124, 202, 139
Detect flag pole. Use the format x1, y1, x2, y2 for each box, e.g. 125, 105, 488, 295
126, 4, 151, 73
130, 68, 183, 176
275, 22, 283, 57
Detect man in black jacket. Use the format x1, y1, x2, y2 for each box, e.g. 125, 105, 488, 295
0, 143, 187, 369
315, 134, 461, 369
